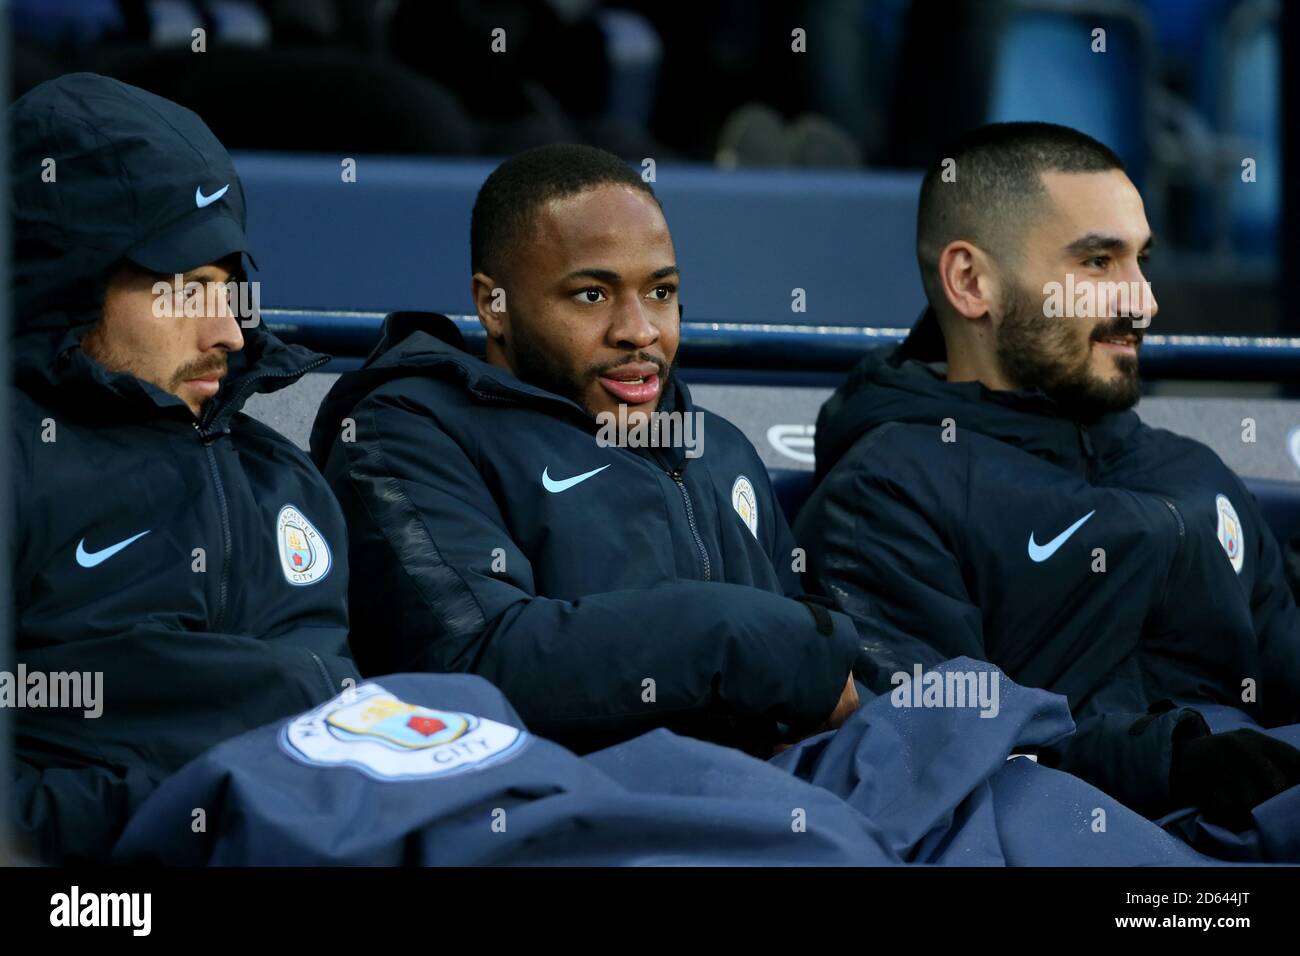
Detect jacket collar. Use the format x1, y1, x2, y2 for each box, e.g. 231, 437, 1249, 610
361, 311, 695, 420
19, 316, 328, 429
310, 311, 696, 472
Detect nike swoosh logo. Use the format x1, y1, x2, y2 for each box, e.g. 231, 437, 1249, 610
76, 530, 151, 568
195, 184, 229, 208
542, 465, 610, 493
1027, 511, 1095, 563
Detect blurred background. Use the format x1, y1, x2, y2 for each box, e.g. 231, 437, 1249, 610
4, 0, 1292, 338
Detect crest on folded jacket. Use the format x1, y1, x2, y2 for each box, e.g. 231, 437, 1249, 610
280, 682, 527, 780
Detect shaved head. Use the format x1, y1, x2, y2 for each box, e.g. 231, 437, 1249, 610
916, 122, 1124, 312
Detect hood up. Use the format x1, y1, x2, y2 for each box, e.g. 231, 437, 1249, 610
10, 73, 322, 421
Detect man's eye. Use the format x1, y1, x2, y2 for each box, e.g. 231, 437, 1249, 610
574, 288, 606, 304
1085, 256, 1110, 270
647, 285, 676, 301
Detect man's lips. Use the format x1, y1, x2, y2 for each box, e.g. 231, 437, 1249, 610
182, 372, 225, 398
597, 362, 662, 405
1093, 332, 1141, 357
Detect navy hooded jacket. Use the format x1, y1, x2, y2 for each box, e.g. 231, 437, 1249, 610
309, 312, 859, 756
8, 75, 359, 863
794, 329, 1300, 817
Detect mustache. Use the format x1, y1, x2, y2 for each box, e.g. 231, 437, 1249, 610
1090, 317, 1146, 344
589, 352, 669, 378
170, 353, 229, 387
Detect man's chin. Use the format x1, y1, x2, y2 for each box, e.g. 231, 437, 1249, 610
587, 398, 658, 422
1091, 347, 1140, 376
1049, 374, 1141, 421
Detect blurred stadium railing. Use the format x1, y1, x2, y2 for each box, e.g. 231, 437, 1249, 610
263, 309, 1300, 383
245, 310, 1300, 550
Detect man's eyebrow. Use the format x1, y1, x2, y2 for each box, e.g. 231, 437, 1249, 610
1063, 233, 1156, 257
563, 268, 621, 283
561, 265, 679, 283
183, 267, 227, 281
1063, 233, 1129, 256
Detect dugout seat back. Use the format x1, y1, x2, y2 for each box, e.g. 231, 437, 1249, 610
245, 372, 1300, 545
232, 153, 925, 327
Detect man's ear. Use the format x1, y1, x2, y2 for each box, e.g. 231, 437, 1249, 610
472, 272, 508, 340
937, 240, 999, 323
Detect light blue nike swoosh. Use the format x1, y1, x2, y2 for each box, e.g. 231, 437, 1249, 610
542, 465, 610, 493
1027, 511, 1095, 563
195, 184, 229, 208
75, 530, 151, 568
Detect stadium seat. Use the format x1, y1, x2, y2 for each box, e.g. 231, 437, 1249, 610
241, 368, 1300, 547
986, 2, 1154, 190
771, 469, 819, 528
233, 154, 924, 325
1221, 0, 1280, 257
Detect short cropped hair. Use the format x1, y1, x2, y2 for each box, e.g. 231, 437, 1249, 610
916, 122, 1124, 310
470, 144, 659, 277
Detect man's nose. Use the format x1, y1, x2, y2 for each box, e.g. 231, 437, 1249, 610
1124, 262, 1157, 327
198, 281, 245, 352
607, 297, 659, 349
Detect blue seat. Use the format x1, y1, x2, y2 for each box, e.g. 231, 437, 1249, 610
233, 154, 924, 326
771, 468, 819, 529
986, 3, 1152, 190
1249, 477, 1300, 546
1221, 0, 1280, 257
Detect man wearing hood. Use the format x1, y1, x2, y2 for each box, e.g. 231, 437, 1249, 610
311, 144, 859, 758
8, 74, 358, 862
795, 122, 1300, 833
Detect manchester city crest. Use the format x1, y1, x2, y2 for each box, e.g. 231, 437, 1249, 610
731, 474, 759, 539
277, 504, 331, 586
1215, 493, 1244, 575
280, 682, 527, 780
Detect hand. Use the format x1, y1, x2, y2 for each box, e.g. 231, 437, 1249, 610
822, 673, 860, 731
1170, 728, 1300, 830
771, 674, 859, 756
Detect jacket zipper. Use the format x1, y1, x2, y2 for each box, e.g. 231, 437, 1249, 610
1078, 424, 1099, 483
191, 357, 329, 630
200, 356, 330, 432
1160, 497, 1186, 538
468, 383, 714, 580
669, 466, 711, 582
305, 648, 337, 698
1155, 497, 1188, 605
196, 424, 233, 631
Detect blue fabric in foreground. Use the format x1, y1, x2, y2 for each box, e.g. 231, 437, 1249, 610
115, 664, 1216, 865
1154, 703, 1300, 863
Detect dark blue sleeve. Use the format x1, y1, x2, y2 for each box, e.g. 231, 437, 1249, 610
11, 758, 158, 864
1240, 477, 1300, 725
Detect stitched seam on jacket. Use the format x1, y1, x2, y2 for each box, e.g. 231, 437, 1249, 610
345, 400, 489, 665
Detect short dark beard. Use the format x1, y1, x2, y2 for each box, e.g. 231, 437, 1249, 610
995, 279, 1142, 422
81, 320, 227, 408
505, 315, 674, 417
